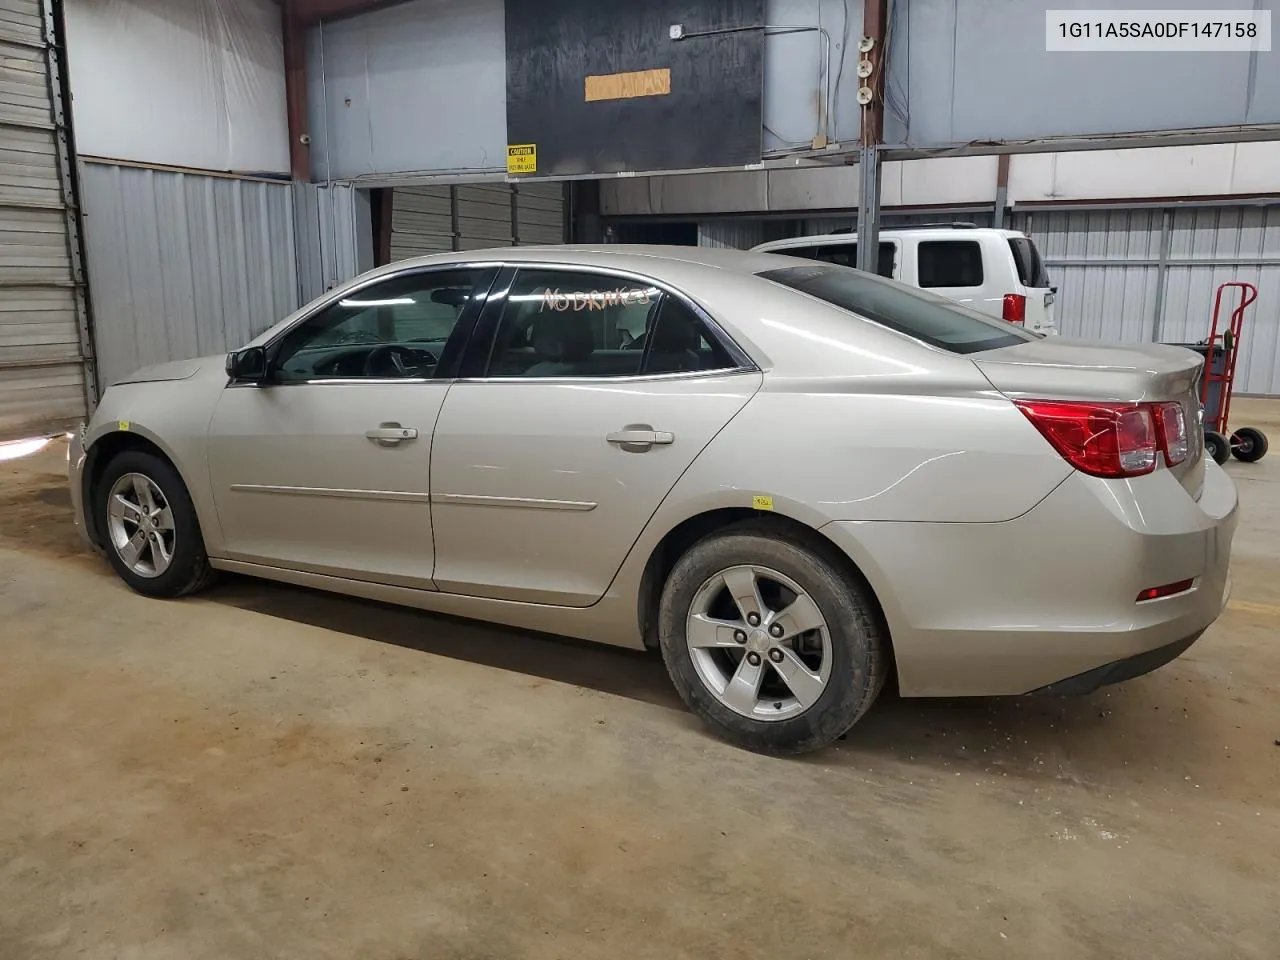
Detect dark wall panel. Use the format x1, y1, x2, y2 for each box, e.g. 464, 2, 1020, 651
505, 0, 765, 178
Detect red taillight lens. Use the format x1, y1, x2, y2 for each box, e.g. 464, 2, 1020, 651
1153, 401, 1188, 466
1014, 400, 1157, 478
1136, 579, 1194, 602
1002, 293, 1026, 324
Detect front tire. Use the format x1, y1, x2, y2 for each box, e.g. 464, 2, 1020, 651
658, 524, 887, 755
94, 450, 216, 598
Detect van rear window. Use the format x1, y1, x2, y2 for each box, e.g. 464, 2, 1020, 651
1009, 237, 1051, 288
758, 263, 1035, 355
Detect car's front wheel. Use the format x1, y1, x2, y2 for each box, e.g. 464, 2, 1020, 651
658, 523, 887, 755
94, 449, 216, 598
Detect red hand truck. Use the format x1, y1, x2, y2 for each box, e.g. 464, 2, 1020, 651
1185, 282, 1268, 465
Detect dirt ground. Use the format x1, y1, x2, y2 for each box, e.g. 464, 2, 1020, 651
2, 400, 1279, 960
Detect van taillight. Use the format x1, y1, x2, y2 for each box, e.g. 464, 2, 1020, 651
1002, 293, 1026, 324
1014, 400, 1157, 478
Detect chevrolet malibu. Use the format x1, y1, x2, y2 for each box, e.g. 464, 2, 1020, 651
68, 246, 1237, 754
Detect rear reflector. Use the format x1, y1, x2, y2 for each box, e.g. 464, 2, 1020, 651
1136, 579, 1195, 602
1002, 293, 1026, 324
1153, 401, 1188, 466
1014, 400, 1157, 478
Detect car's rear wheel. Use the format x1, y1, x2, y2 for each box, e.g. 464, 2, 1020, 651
1230, 426, 1268, 463
658, 524, 886, 755
1204, 430, 1231, 465
95, 450, 216, 598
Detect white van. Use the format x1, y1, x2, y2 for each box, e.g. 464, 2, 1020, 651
752, 225, 1057, 335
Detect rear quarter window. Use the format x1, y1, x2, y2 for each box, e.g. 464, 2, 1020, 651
917, 240, 984, 288
758, 263, 1036, 355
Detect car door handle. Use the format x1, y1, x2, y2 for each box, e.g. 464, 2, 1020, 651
366, 424, 418, 446
606, 428, 674, 450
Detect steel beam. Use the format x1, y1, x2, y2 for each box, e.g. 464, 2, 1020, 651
282, 1, 311, 181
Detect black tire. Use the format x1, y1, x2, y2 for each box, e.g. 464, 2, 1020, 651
1204, 431, 1231, 465
94, 449, 217, 598
1230, 426, 1268, 463
658, 523, 887, 756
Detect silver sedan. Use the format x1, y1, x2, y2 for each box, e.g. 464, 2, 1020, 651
68, 246, 1237, 754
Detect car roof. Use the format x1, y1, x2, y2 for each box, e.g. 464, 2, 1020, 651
366, 243, 794, 277
755, 227, 1026, 248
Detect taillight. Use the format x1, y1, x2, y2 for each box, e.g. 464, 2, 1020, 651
1002, 293, 1026, 324
1153, 401, 1188, 466
1014, 400, 1157, 478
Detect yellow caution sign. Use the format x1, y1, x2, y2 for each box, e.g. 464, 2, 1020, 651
507, 144, 536, 175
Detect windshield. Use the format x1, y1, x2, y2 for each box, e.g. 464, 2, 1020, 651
757, 263, 1037, 354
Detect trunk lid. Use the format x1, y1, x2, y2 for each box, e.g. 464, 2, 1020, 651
972, 338, 1205, 496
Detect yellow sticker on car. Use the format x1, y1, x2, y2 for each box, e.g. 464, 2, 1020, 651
507, 144, 536, 174
118, 420, 130, 431
752, 495, 774, 511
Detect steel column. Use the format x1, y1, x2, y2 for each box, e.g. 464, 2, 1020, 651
1150, 208, 1173, 342
856, 0, 889, 275
282, 1, 311, 182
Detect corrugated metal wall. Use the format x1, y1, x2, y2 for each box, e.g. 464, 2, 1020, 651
293, 180, 370, 303
80, 161, 299, 388
0, 0, 91, 440
1016, 206, 1280, 396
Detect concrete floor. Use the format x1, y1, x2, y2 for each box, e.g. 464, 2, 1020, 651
3, 400, 1279, 960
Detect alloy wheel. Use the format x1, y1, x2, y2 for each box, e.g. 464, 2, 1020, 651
685, 564, 833, 721
106, 472, 176, 578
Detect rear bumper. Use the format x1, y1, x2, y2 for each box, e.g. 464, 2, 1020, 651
1028, 631, 1203, 696
821, 458, 1237, 697
67, 423, 94, 549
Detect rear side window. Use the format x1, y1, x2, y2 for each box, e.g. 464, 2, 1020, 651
917, 240, 984, 288
1009, 237, 1051, 288
483, 268, 739, 378
758, 263, 1035, 355
781, 242, 896, 278
810, 242, 896, 278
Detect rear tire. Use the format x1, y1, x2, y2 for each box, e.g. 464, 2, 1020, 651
658, 524, 886, 755
94, 450, 216, 598
1230, 427, 1268, 463
1204, 431, 1230, 465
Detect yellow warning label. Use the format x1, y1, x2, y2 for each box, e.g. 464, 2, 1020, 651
752, 495, 774, 511
507, 144, 536, 175
117, 420, 130, 432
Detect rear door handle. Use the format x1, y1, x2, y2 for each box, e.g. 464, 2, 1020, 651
606, 428, 674, 450
366, 423, 418, 446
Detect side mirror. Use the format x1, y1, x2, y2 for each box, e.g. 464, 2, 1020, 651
225, 346, 267, 382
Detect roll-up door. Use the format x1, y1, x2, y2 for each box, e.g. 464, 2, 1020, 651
389, 182, 566, 263
389, 185, 453, 261
455, 183, 513, 250
514, 182, 564, 245
0, 0, 91, 440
